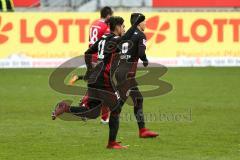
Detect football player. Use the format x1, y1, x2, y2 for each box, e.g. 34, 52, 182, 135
69, 6, 113, 124
52, 15, 145, 149
115, 13, 159, 138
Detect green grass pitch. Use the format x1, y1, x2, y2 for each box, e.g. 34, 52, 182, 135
0, 67, 239, 160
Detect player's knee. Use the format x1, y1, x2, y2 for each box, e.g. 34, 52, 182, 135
111, 107, 122, 116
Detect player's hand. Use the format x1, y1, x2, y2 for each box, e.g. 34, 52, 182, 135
134, 14, 145, 26
143, 60, 148, 67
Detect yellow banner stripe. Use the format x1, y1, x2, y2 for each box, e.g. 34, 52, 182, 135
0, 13, 240, 59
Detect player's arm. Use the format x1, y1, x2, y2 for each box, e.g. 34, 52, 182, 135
118, 15, 145, 42
83, 39, 102, 81
138, 34, 148, 67
84, 39, 101, 70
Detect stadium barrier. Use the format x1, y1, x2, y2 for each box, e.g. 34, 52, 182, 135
0, 12, 240, 68
13, 0, 40, 7
152, 0, 240, 7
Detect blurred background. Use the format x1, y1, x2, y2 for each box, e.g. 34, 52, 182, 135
0, 1, 240, 159
1, 0, 240, 68
11, 0, 240, 12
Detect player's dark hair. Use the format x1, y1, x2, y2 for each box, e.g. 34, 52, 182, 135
130, 13, 144, 25
100, 6, 113, 18
109, 16, 124, 32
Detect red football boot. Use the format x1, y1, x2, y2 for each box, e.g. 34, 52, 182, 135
106, 141, 128, 149
52, 101, 70, 120
139, 128, 159, 138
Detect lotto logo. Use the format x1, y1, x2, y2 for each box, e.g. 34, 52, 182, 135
0, 17, 13, 44
145, 16, 170, 43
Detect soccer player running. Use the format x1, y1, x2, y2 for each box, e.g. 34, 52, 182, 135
69, 6, 113, 124
115, 13, 158, 138
52, 15, 145, 149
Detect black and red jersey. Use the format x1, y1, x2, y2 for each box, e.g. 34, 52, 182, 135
85, 27, 138, 90
89, 19, 110, 62
84, 14, 145, 92
124, 28, 147, 63
89, 19, 110, 46
116, 28, 148, 79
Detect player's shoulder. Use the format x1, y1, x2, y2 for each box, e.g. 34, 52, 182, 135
102, 33, 116, 40
108, 34, 120, 40
113, 35, 120, 39
135, 30, 147, 46
98, 19, 108, 27
138, 30, 146, 39
92, 19, 107, 28
101, 34, 108, 39
133, 29, 146, 39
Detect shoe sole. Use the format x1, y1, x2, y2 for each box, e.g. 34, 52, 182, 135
140, 135, 159, 138
52, 111, 56, 120
51, 103, 59, 120
106, 146, 128, 149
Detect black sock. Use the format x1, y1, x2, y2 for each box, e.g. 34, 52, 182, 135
108, 100, 123, 142
109, 113, 119, 142
130, 87, 145, 130
134, 99, 145, 130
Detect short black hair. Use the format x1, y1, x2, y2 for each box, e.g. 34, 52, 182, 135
100, 6, 113, 18
109, 16, 124, 32
130, 13, 144, 25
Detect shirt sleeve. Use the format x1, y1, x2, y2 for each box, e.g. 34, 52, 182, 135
118, 25, 137, 42
138, 33, 148, 62
84, 39, 100, 69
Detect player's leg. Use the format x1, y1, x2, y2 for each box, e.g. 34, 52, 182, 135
52, 83, 118, 120
129, 87, 145, 129
81, 85, 126, 148
81, 90, 109, 124
51, 100, 71, 120
51, 100, 98, 120
130, 87, 159, 138
70, 98, 101, 119
100, 106, 110, 124
69, 53, 98, 85
107, 99, 127, 149
52, 88, 102, 120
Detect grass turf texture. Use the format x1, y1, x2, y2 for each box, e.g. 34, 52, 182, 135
0, 68, 239, 160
